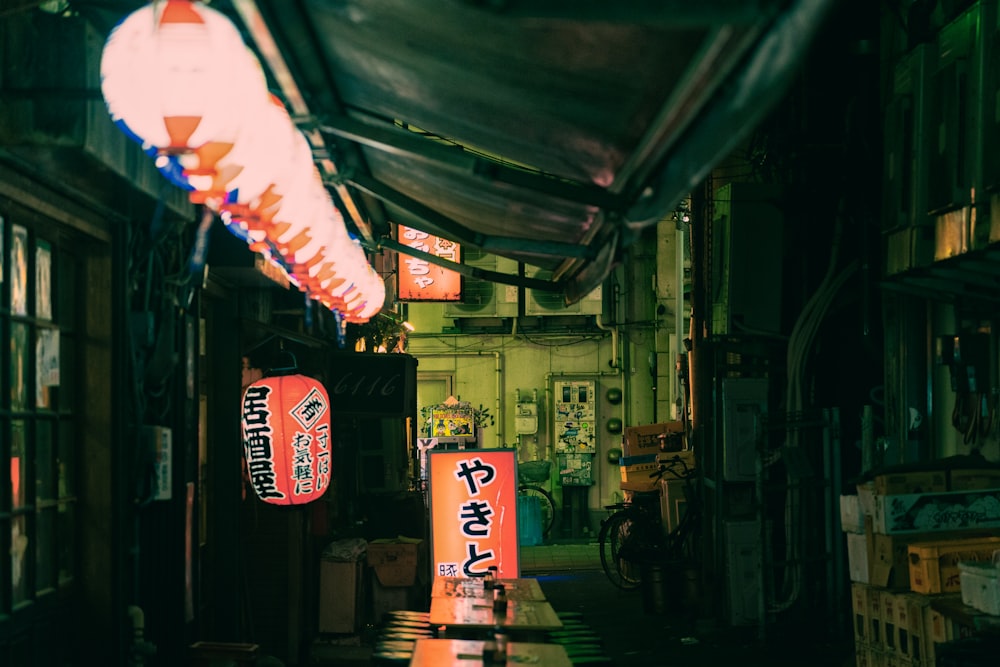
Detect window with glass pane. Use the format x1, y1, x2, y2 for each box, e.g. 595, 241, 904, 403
11, 514, 29, 606
10, 225, 28, 317
35, 242, 51, 321
57, 504, 74, 585
10, 421, 26, 511
36, 420, 54, 503
1, 217, 79, 619
36, 508, 54, 593
57, 422, 75, 500
10, 323, 28, 412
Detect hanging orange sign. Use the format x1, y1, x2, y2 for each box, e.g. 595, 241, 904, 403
241, 373, 331, 505
428, 449, 520, 579
396, 225, 462, 301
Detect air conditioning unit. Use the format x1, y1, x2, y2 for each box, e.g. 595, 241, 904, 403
443, 249, 519, 318
524, 268, 603, 316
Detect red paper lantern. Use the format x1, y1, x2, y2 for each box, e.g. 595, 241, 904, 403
241, 374, 331, 505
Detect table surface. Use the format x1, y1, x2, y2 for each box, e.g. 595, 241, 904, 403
428, 596, 563, 632
408, 638, 572, 667
431, 577, 547, 601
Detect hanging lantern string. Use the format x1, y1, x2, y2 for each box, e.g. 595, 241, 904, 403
100, 0, 385, 321
187, 206, 215, 277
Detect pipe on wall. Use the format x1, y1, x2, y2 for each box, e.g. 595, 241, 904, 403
675, 224, 686, 419
594, 314, 619, 370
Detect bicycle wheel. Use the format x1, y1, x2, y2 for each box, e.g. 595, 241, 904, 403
598, 511, 641, 590
519, 485, 556, 538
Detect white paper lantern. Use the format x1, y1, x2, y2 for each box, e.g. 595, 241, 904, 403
182, 96, 301, 209
100, 0, 270, 153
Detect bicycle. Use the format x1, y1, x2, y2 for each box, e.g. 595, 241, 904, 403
598, 453, 699, 590
517, 459, 557, 539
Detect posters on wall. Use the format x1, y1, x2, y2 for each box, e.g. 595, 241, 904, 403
553, 379, 596, 486
10, 224, 27, 315
36, 328, 60, 408
36, 241, 51, 320
430, 405, 474, 436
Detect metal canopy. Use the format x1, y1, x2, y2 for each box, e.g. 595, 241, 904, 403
85, 0, 839, 305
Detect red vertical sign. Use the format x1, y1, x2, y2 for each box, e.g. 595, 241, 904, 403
396, 225, 462, 301
428, 449, 520, 579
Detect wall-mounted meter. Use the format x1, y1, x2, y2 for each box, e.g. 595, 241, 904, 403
516, 401, 538, 434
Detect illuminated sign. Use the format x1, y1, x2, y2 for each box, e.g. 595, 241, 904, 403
241, 374, 332, 505
428, 449, 520, 579
430, 406, 474, 437
397, 225, 462, 301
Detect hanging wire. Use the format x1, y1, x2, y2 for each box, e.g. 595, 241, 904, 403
267, 339, 300, 376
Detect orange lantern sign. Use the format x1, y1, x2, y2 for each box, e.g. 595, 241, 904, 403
428, 449, 520, 579
241, 374, 331, 505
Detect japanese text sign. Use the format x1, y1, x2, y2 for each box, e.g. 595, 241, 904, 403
428, 449, 520, 579
241, 373, 331, 505
396, 225, 462, 301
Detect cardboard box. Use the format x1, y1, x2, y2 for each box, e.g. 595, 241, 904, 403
873, 470, 947, 496
872, 488, 1000, 535
841, 493, 865, 533
847, 532, 870, 584
895, 592, 930, 664
370, 577, 423, 625
318, 559, 365, 634
868, 529, 998, 591
856, 481, 877, 521
879, 589, 899, 654
922, 598, 952, 665
621, 449, 695, 492
869, 531, 903, 590
948, 469, 1000, 491
866, 587, 883, 648
872, 590, 931, 662
622, 421, 684, 459
870, 531, 940, 591
620, 461, 660, 492
853, 640, 871, 667
851, 582, 869, 643
659, 477, 689, 534
907, 536, 1000, 594
367, 539, 422, 587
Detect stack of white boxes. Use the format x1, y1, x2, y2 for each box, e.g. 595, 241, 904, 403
842, 467, 1000, 666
